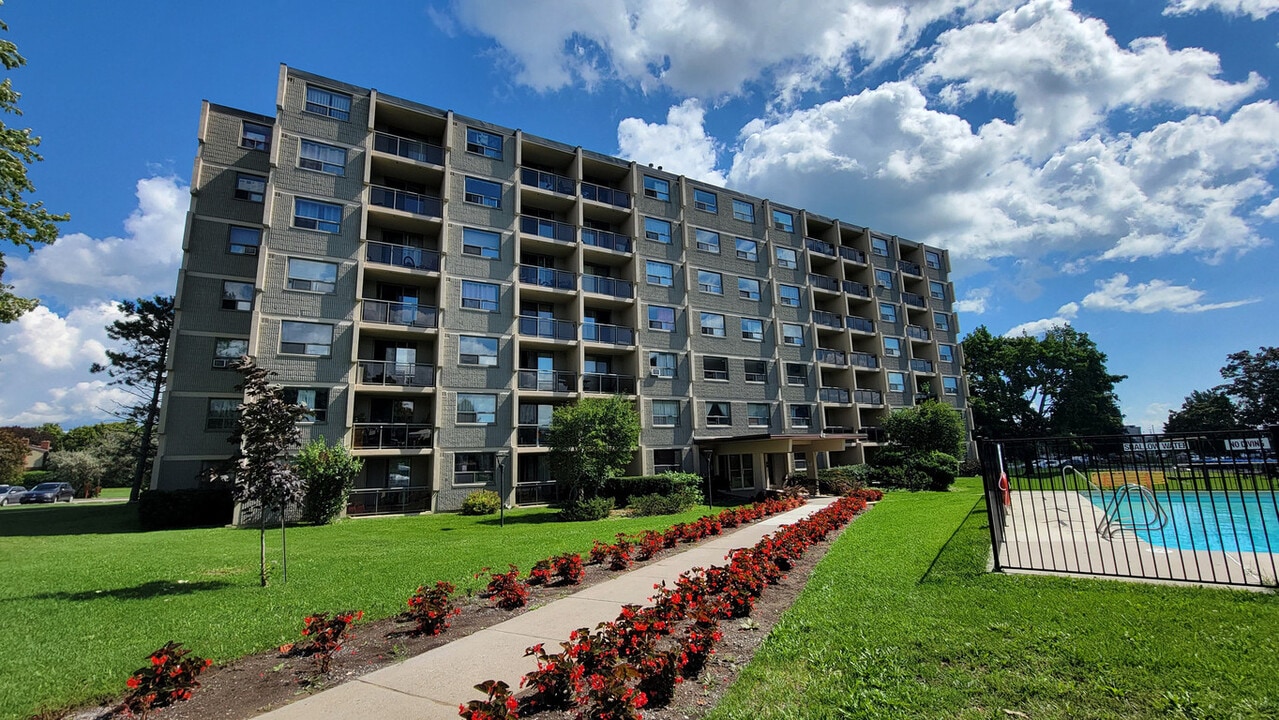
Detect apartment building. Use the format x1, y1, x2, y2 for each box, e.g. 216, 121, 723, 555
152, 66, 969, 514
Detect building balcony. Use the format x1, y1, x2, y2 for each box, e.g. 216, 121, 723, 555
850, 351, 879, 369
346, 486, 433, 517
582, 372, 636, 394
515, 482, 559, 505
820, 387, 851, 404
521, 168, 575, 195
365, 241, 440, 272
821, 425, 849, 434
805, 238, 835, 256
583, 322, 635, 346
911, 359, 935, 373
361, 300, 439, 330
581, 181, 631, 209
809, 274, 841, 293
854, 389, 884, 405
582, 228, 632, 254
847, 315, 875, 334
519, 265, 576, 291
840, 246, 867, 264
352, 423, 434, 450
356, 360, 435, 388
812, 310, 844, 329
903, 292, 927, 309
899, 260, 923, 277
863, 426, 888, 443
906, 325, 931, 341
518, 316, 577, 341
816, 348, 847, 366
370, 186, 442, 218
843, 280, 871, 298
373, 131, 445, 166
582, 275, 634, 299
517, 425, 552, 447
517, 369, 576, 393
520, 216, 576, 243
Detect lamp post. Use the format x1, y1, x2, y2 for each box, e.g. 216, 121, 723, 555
496, 451, 509, 528
701, 449, 714, 511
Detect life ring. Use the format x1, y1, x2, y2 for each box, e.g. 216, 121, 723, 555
998, 472, 1011, 506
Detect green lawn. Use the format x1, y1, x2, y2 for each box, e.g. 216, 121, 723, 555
0, 502, 718, 719
710, 478, 1279, 719
97, 487, 132, 500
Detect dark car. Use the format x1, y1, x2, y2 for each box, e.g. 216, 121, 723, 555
0, 484, 26, 506
19, 482, 73, 504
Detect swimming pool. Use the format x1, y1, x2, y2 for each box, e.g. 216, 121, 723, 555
1085, 490, 1279, 553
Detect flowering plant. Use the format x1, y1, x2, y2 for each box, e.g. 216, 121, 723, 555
459, 679, 520, 719
405, 581, 461, 636
295, 610, 363, 672
479, 565, 530, 609
553, 552, 585, 584
120, 642, 212, 718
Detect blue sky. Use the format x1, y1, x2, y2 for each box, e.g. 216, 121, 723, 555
0, 0, 1276, 431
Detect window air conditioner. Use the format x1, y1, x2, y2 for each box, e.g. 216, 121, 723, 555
212, 358, 231, 369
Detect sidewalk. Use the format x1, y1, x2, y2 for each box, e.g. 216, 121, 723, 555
255, 497, 841, 720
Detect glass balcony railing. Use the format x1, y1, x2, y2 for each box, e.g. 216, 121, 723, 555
518, 316, 577, 341
911, 359, 935, 373
357, 360, 435, 387
517, 425, 552, 447
352, 423, 434, 449
373, 131, 445, 165
906, 325, 931, 341
809, 274, 841, 292
370, 186, 442, 217
581, 181, 632, 209
582, 274, 634, 299
521, 168, 575, 195
517, 369, 576, 392
843, 280, 871, 298
365, 241, 440, 272
847, 316, 875, 333
820, 387, 851, 404
806, 238, 835, 256
582, 373, 636, 394
583, 322, 634, 346
361, 300, 439, 329
850, 352, 879, 369
346, 486, 433, 517
520, 216, 576, 243
812, 310, 843, 329
816, 348, 847, 366
903, 292, 927, 308
840, 246, 867, 264
854, 389, 884, 405
518, 265, 576, 290
582, 227, 632, 253
899, 260, 923, 276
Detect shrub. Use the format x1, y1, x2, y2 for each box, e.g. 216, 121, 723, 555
120, 642, 211, 719
404, 581, 461, 636
294, 439, 362, 525
627, 485, 701, 517
137, 484, 234, 530
559, 495, 614, 521
912, 450, 960, 491
602, 471, 704, 507
293, 610, 363, 673
818, 465, 873, 495
958, 455, 982, 477
461, 489, 502, 516
48, 450, 105, 497
479, 565, 530, 610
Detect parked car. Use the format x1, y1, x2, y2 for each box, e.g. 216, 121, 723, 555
0, 485, 26, 506
18, 482, 74, 504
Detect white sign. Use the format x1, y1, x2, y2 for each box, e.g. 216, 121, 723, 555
1227, 438, 1272, 451
1123, 441, 1188, 452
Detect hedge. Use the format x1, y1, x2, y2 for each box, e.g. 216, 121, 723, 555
601, 472, 704, 507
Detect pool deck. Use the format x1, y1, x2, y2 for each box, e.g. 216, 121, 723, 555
994, 490, 1278, 588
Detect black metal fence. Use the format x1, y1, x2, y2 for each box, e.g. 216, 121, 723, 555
979, 430, 1278, 588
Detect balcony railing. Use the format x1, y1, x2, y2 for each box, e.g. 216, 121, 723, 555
906, 325, 931, 341
582, 275, 634, 299
903, 292, 927, 308
854, 389, 884, 405
840, 246, 867, 264
582, 227, 632, 254
863, 426, 888, 443
370, 186, 442, 218
911, 359, 935, 373
357, 360, 435, 387
809, 274, 841, 292
521, 168, 575, 195
812, 310, 844, 329
583, 322, 635, 346
820, 387, 851, 404
517, 425, 552, 447
581, 181, 632, 209
518, 316, 577, 341
806, 238, 835, 256
365, 241, 440, 272
847, 315, 874, 333
899, 260, 923, 276
816, 348, 847, 366
520, 216, 576, 243
361, 300, 439, 329
352, 423, 434, 449
582, 373, 636, 394
822, 425, 849, 434
519, 265, 576, 290
843, 280, 871, 298
517, 369, 576, 392
373, 131, 445, 165
850, 351, 879, 369
515, 482, 559, 505
346, 486, 433, 517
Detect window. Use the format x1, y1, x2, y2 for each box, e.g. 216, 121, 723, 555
939, 344, 955, 363
875, 269, 894, 289
283, 388, 329, 423
454, 452, 495, 484
653, 448, 682, 472
785, 363, 808, 385
649, 352, 677, 378
461, 280, 500, 312
694, 188, 718, 213
699, 312, 726, 337
747, 403, 771, 428
741, 317, 764, 341
879, 302, 898, 323
926, 250, 942, 270
744, 359, 767, 383
643, 176, 670, 201
775, 246, 797, 269
778, 284, 801, 307
228, 226, 260, 255
935, 313, 951, 331
872, 237, 889, 256
789, 404, 812, 428
206, 399, 237, 431
221, 281, 253, 311
732, 199, 755, 223
652, 400, 680, 427
695, 228, 720, 253
241, 121, 270, 151
459, 335, 499, 366
457, 394, 497, 424
772, 209, 794, 232
466, 128, 503, 159
280, 321, 333, 356
703, 356, 729, 381
464, 177, 502, 208
697, 270, 723, 295
738, 277, 761, 300
724, 454, 754, 490
286, 258, 337, 293
294, 198, 342, 233
212, 339, 247, 369
943, 376, 960, 395
706, 401, 731, 426
462, 227, 501, 259
644, 217, 672, 244
234, 173, 265, 202
648, 304, 675, 331
782, 323, 804, 346
305, 85, 352, 121
645, 260, 674, 287
930, 281, 947, 301
299, 139, 346, 175
735, 237, 758, 261
884, 337, 902, 358
888, 372, 906, 392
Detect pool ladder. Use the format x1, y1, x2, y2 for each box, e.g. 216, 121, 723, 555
1063, 466, 1170, 540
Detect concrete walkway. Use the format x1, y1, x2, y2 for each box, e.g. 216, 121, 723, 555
255, 497, 841, 719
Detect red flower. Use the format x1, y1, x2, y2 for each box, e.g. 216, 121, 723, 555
126, 676, 141, 689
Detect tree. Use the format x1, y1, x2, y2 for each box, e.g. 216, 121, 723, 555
47, 450, 105, 497
883, 400, 966, 458
0, 428, 24, 483
1164, 390, 1242, 433
547, 396, 640, 503
294, 438, 362, 525
1218, 346, 1279, 428
0, 18, 69, 321
90, 295, 174, 503
962, 324, 1126, 439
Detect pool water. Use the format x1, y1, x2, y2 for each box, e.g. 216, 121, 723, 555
1085, 490, 1279, 553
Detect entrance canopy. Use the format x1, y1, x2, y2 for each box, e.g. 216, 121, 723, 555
693, 431, 863, 456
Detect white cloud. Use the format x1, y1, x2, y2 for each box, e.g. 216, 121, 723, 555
1004, 317, 1072, 337
1259, 198, 1279, 218
953, 286, 992, 313
1079, 273, 1258, 313
1163, 0, 1279, 19
1133, 402, 1173, 434
617, 100, 728, 184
